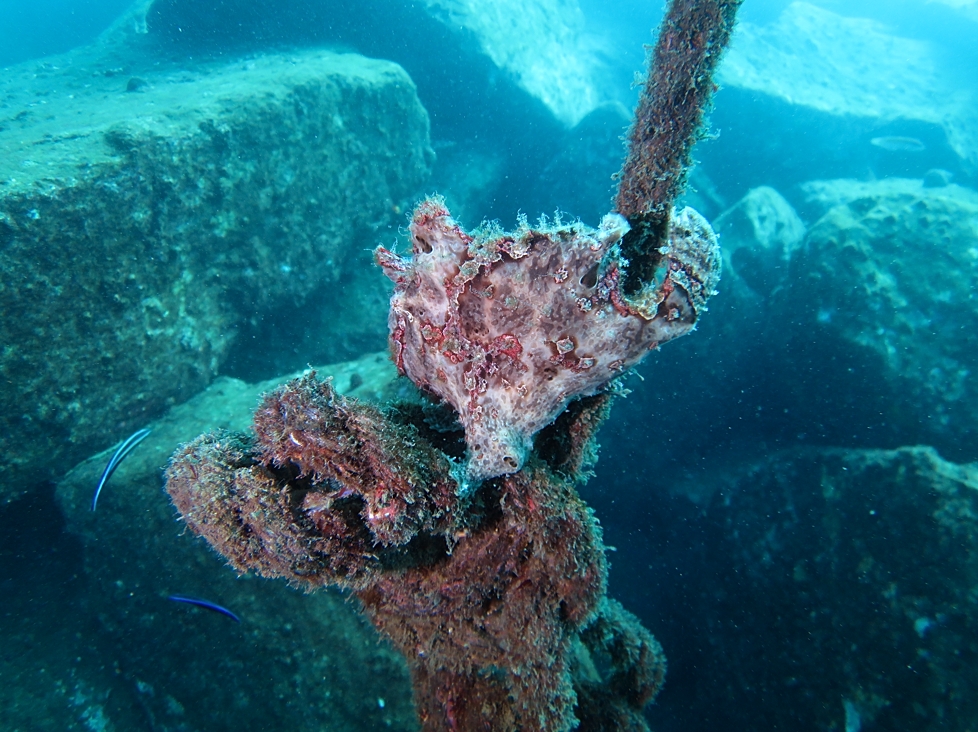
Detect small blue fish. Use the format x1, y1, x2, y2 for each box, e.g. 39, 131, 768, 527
168, 595, 241, 623
92, 427, 152, 511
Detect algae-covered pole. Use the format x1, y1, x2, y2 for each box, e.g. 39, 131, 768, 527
616, 0, 743, 292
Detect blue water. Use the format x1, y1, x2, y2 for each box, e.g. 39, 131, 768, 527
0, 0, 132, 67
2, 1, 977, 730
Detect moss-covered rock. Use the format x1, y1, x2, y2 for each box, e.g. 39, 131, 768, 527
685, 446, 978, 731
132, 0, 609, 223
775, 179, 978, 459
141, 0, 602, 129
0, 48, 432, 502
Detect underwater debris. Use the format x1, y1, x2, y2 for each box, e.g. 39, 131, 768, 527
167, 374, 659, 730
616, 0, 741, 291
165, 0, 741, 729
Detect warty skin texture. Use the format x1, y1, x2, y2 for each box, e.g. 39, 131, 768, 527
377, 198, 719, 485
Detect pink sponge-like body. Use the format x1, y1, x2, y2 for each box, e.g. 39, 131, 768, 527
377, 198, 719, 485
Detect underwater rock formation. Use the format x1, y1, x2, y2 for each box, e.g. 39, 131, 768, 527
705, 2, 976, 193
136, 0, 613, 226
777, 178, 978, 460
677, 446, 978, 731
164, 0, 740, 729
713, 185, 805, 297
0, 48, 431, 503
142, 0, 601, 128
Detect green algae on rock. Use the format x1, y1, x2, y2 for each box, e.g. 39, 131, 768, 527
781, 179, 978, 459
0, 49, 432, 503
686, 445, 978, 731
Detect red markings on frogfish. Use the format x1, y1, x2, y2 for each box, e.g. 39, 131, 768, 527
390, 314, 408, 373
420, 321, 445, 348
605, 266, 638, 317
492, 333, 523, 361
375, 247, 409, 281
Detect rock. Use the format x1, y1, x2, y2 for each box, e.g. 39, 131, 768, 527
929, 0, 978, 23
683, 446, 978, 731
142, 0, 603, 129
51, 352, 414, 732
775, 179, 978, 459
0, 47, 432, 503
798, 176, 937, 219
588, 177, 978, 496
417, 0, 601, 129
702, 2, 977, 198
134, 0, 610, 222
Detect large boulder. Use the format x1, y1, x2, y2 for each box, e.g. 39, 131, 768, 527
139, 0, 603, 129
774, 179, 978, 459
0, 47, 432, 503
130, 0, 613, 222
712, 185, 806, 299
684, 446, 978, 731
702, 2, 977, 199
583, 444, 978, 731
